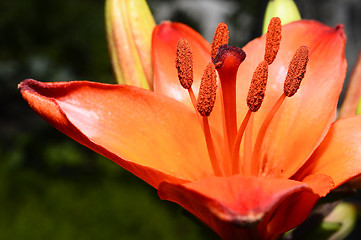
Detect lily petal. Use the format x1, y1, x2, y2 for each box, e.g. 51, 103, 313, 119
152, 22, 211, 107
236, 20, 346, 178
159, 175, 331, 240
19, 79, 213, 188
294, 116, 361, 188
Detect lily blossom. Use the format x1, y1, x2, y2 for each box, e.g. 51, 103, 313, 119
19, 16, 361, 240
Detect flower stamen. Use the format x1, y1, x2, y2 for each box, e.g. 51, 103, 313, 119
232, 61, 268, 175
284, 46, 309, 97
231, 109, 252, 175
176, 38, 197, 109
256, 46, 309, 176
197, 63, 222, 176
247, 61, 269, 112
211, 23, 229, 61
197, 63, 218, 117
264, 17, 282, 65
254, 93, 286, 176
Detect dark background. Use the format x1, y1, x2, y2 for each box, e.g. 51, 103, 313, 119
1, 0, 361, 239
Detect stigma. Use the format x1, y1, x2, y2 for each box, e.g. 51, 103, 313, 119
175, 17, 309, 177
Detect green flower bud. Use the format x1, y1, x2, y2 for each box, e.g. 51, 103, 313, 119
263, 0, 301, 34
106, 0, 155, 89
356, 97, 361, 115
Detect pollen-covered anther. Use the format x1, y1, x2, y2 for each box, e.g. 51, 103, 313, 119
264, 17, 282, 65
284, 46, 309, 97
175, 38, 193, 89
211, 23, 229, 61
247, 61, 269, 112
197, 63, 218, 116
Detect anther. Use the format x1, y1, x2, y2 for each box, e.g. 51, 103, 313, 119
175, 39, 193, 89
247, 61, 269, 112
211, 23, 229, 61
264, 17, 282, 65
197, 62, 218, 117
284, 46, 309, 97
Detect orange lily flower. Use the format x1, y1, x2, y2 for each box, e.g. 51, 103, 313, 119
19, 18, 361, 240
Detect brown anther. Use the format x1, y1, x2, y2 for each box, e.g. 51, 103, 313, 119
197, 63, 218, 116
264, 17, 282, 65
175, 38, 193, 89
211, 23, 229, 61
247, 61, 269, 112
284, 46, 309, 97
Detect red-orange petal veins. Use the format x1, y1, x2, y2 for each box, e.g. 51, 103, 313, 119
176, 38, 194, 89
247, 61, 269, 112
284, 46, 309, 97
211, 23, 229, 61
264, 17, 282, 65
197, 63, 218, 117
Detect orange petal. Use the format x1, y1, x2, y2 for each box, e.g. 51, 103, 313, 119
236, 20, 346, 178
159, 175, 324, 240
302, 174, 335, 197
152, 22, 211, 108
263, 190, 319, 239
19, 79, 214, 188
294, 116, 361, 188
260, 174, 333, 238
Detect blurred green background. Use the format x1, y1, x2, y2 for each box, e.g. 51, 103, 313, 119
1, 0, 361, 239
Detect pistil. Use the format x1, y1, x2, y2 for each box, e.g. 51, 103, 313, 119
213, 45, 246, 154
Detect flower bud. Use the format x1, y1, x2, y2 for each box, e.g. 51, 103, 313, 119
356, 97, 361, 115
106, 0, 155, 89
322, 202, 357, 239
262, 0, 301, 34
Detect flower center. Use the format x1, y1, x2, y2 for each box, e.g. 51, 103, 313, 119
175, 17, 309, 177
